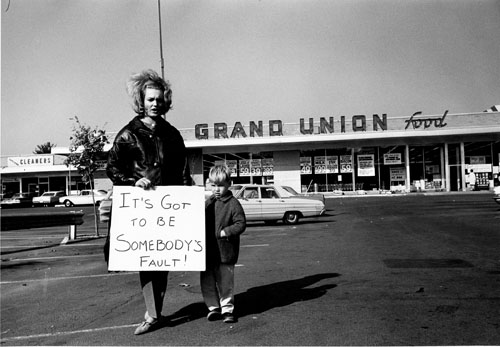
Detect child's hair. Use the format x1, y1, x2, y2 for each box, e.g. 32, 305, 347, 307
209, 165, 231, 185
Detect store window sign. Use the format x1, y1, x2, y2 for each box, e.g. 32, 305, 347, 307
468, 164, 492, 173
314, 157, 327, 174
300, 157, 312, 175
8, 155, 54, 167
357, 154, 375, 177
238, 159, 262, 176
262, 158, 274, 176
390, 167, 406, 181
326, 156, 339, 173
239, 160, 251, 177
383, 153, 402, 165
250, 159, 262, 176
340, 155, 353, 173
470, 156, 486, 165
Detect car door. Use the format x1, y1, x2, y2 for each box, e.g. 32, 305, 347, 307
259, 186, 287, 220
237, 187, 261, 221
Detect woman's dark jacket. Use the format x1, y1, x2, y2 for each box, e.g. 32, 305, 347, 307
205, 192, 246, 266
104, 115, 191, 263
106, 115, 191, 186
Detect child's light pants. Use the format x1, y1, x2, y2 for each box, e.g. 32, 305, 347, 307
200, 264, 235, 314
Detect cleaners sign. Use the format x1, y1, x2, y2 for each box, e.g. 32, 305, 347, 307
108, 186, 205, 272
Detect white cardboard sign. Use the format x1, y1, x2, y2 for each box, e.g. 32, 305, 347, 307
108, 186, 206, 272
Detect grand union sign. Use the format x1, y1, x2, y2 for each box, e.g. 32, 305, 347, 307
193, 111, 450, 140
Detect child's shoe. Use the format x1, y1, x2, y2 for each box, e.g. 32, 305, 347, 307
207, 309, 222, 321
222, 312, 236, 323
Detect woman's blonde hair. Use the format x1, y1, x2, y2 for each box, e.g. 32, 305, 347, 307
126, 69, 172, 115
209, 165, 232, 185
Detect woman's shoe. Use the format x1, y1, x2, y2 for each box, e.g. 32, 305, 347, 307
134, 319, 160, 335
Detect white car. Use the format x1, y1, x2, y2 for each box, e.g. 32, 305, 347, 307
32, 191, 66, 207
98, 190, 113, 223
493, 186, 500, 204
59, 189, 108, 207
229, 184, 326, 225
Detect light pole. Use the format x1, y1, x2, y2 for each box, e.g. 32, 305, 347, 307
158, 0, 165, 79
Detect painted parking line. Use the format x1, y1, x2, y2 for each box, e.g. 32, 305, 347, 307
2, 254, 103, 262
0, 323, 139, 343
0, 235, 65, 240
1, 271, 136, 285
1, 243, 101, 249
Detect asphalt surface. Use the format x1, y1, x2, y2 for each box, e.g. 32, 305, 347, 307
1, 193, 499, 346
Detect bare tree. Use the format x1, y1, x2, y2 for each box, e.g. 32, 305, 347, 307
64, 117, 108, 237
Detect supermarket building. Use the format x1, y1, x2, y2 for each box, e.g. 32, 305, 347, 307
1, 107, 499, 196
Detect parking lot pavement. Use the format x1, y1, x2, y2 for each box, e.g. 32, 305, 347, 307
1, 196, 499, 345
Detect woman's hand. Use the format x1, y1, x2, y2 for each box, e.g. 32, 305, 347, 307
135, 177, 153, 190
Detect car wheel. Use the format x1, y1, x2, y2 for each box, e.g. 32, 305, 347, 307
64, 200, 74, 207
283, 211, 300, 225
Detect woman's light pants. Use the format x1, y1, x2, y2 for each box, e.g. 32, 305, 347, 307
139, 271, 169, 320
200, 264, 235, 314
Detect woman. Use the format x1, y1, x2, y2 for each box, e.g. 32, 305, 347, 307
106, 69, 191, 335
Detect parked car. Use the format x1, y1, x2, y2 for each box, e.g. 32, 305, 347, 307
493, 186, 500, 204
32, 191, 66, 207
59, 189, 108, 207
0, 192, 37, 208
0, 192, 14, 201
98, 190, 113, 223
276, 185, 326, 203
229, 184, 326, 224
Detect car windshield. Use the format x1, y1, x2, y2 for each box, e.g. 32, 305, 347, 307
43, 192, 54, 196
229, 186, 243, 194
282, 186, 299, 195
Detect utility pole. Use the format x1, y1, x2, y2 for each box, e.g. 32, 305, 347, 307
158, 0, 165, 79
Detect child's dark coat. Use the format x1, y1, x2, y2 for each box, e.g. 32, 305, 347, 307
205, 192, 246, 266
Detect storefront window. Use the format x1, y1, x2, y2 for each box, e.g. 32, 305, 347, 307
409, 145, 443, 191
464, 141, 495, 190
202, 152, 274, 185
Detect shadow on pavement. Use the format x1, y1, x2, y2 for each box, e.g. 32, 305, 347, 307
235, 273, 340, 317
165, 272, 340, 326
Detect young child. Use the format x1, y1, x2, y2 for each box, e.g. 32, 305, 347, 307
202, 164, 246, 323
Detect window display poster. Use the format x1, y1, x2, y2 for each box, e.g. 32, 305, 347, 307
226, 160, 238, 177
357, 154, 375, 176
239, 159, 251, 176
250, 159, 262, 176
468, 164, 492, 173
426, 165, 440, 175
300, 157, 312, 175
314, 156, 327, 174
470, 156, 486, 165
262, 158, 274, 176
383, 153, 402, 165
326, 156, 339, 173
390, 167, 406, 181
340, 155, 353, 173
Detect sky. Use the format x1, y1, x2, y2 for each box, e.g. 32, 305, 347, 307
2, 0, 500, 157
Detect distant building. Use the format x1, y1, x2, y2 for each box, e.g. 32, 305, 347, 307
1, 108, 499, 196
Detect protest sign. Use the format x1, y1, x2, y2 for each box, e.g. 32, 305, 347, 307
108, 186, 205, 272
